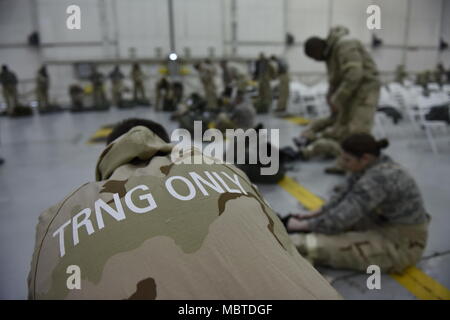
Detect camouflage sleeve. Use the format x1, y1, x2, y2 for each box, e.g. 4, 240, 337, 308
307, 172, 387, 234
308, 115, 336, 134
329, 41, 364, 110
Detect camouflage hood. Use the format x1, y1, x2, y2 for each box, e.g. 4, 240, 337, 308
324, 25, 350, 58
95, 126, 173, 181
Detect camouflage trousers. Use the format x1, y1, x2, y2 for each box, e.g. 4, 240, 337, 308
93, 86, 106, 107
154, 90, 163, 110
334, 83, 379, 138
302, 84, 380, 160
302, 116, 340, 159
36, 87, 49, 109
276, 74, 289, 112
133, 81, 147, 101
2, 85, 18, 115
256, 78, 272, 113
203, 82, 217, 110
303, 138, 341, 159
111, 82, 123, 106
289, 222, 428, 273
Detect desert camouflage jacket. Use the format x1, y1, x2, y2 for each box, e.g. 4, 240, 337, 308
28, 126, 341, 299
325, 26, 380, 110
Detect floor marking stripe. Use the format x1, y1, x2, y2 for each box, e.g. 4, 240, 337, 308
283, 116, 311, 125
391, 267, 450, 300
278, 175, 450, 300
87, 128, 113, 144
278, 176, 323, 211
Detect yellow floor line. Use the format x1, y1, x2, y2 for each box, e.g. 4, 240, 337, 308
283, 116, 311, 126
278, 176, 324, 211
87, 128, 113, 144
391, 267, 450, 300
278, 175, 450, 300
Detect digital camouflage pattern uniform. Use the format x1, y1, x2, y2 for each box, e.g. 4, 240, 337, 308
198, 62, 218, 110
28, 126, 341, 299
0, 68, 18, 115
109, 67, 124, 106
69, 85, 84, 110
303, 26, 380, 159
276, 72, 290, 113
290, 155, 430, 273
301, 114, 341, 159
131, 66, 147, 102
90, 69, 107, 107
36, 68, 50, 110
255, 55, 276, 113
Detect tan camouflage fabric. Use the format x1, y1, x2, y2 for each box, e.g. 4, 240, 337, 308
302, 26, 381, 159
256, 57, 275, 113
131, 68, 147, 101
290, 222, 428, 273
0, 69, 18, 115
36, 71, 49, 109
28, 126, 341, 300
276, 73, 290, 112
198, 63, 218, 110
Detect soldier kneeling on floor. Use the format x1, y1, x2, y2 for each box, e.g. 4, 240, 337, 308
281, 133, 430, 274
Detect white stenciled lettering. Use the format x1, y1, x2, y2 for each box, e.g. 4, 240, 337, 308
165, 176, 197, 200
95, 193, 126, 229
212, 172, 241, 194
125, 185, 158, 214
221, 172, 247, 195
72, 208, 95, 246
189, 171, 225, 196
53, 220, 72, 257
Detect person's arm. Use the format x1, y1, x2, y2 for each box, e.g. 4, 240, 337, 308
306, 172, 387, 234
329, 41, 364, 110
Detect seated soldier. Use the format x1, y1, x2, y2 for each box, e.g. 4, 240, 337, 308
282, 133, 430, 273
28, 118, 340, 300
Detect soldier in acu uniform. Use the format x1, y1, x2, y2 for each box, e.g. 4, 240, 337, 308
0, 65, 19, 116
131, 63, 147, 103
195, 60, 218, 111
36, 65, 50, 111
283, 133, 430, 273
28, 118, 341, 300
254, 53, 276, 113
109, 65, 124, 107
90, 65, 107, 108
271, 55, 290, 114
294, 26, 381, 172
